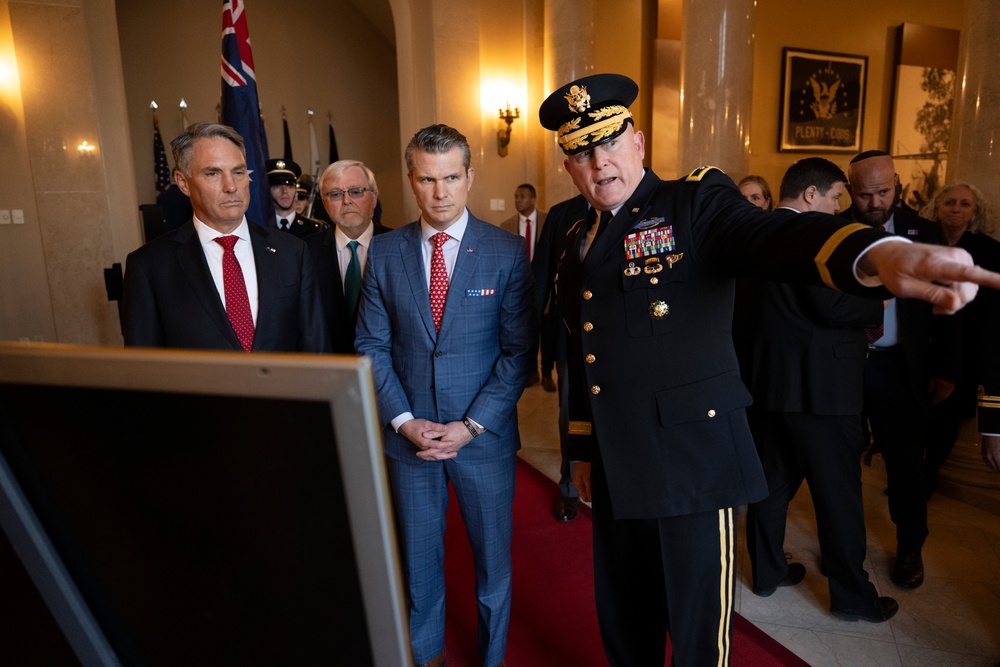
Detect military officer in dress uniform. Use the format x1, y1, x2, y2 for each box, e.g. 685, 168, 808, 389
539, 73, 999, 667
266, 158, 325, 238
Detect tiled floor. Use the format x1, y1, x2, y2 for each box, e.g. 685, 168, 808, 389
515, 380, 1000, 667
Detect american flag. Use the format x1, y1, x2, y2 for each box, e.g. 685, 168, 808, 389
220, 0, 272, 226
153, 115, 171, 193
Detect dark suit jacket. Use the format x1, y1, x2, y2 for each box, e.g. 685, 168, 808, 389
532, 195, 589, 317
121, 220, 327, 352
559, 167, 890, 520
734, 218, 884, 415
501, 210, 547, 253
355, 213, 536, 463
304, 222, 390, 354
841, 205, 959, 400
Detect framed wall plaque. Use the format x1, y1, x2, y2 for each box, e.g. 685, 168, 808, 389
779, 47, 868, 153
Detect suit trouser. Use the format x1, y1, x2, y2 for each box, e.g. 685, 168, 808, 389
745, 408, 879, 611
590, 456, 736, 667
386, 452, 516, 667
863, 349, 929, 554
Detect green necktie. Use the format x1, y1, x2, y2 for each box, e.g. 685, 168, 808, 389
344, 240, 361, 316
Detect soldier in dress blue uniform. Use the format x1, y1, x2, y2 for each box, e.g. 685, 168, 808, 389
539, 73, 999, 666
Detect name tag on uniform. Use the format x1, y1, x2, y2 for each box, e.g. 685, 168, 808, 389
625, 225, 674, 260
466, 289, 497, 296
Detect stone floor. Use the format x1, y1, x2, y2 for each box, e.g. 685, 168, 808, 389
515, 380, 1000, 667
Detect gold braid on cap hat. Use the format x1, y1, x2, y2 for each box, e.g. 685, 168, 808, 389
558, 105, 632, 152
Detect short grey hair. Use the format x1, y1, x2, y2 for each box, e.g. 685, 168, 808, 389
171, 122, 246, 176
404, 124, 471, 173
319, 159, 379, 197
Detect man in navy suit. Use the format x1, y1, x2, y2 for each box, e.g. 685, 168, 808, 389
355, 124, 534, 667
736, 158, 896, 622
304, 159, 389, 353
121, 122, 326, 352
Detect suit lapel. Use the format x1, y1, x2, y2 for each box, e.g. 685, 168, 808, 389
249, 224, 279, 349
400, 223, 438, 339
439, 217, 482, 337
172, 224, 241, 349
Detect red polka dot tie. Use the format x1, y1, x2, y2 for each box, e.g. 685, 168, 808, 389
214, 235, 255, 352
429, 232, 450, 332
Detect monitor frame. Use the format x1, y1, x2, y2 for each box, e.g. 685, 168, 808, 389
0, 343, 410, 667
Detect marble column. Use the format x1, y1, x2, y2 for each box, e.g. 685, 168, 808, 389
543, 0, 595, 206
677, 0, 754, 176
947, 0, 1000, 210
939, 0, 1000, 511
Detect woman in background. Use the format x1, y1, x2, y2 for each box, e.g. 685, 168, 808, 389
922, 182, 1000, 496
739, 175, 775, 211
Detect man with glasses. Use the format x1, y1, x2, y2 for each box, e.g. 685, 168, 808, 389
305, 159, 389, 353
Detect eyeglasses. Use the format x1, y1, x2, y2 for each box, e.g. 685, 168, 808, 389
323, 187, 371, 202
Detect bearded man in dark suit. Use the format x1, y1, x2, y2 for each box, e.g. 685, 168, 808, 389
121, 122, 326, 353
843, 150, 959, 590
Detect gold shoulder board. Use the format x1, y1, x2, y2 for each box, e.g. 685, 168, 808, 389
685, 165, 724, 182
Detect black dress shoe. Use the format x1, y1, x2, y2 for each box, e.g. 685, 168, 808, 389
541, 374, 557, 392
553, 496, 579, 522
752, 562, 806, 597
892, 551, 924, 588
526, 372, 540, 387
831, 596, 899, 623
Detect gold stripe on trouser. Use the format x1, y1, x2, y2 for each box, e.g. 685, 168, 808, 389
716, 507, 735, 667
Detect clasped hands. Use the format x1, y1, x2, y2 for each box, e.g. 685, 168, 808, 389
399, 418, 474, 460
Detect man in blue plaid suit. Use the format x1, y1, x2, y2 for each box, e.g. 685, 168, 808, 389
355, 124, 535, 667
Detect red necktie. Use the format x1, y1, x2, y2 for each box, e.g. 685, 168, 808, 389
429, 232, 450, 332
524, 217, 532, 261
214, 235, 255, 352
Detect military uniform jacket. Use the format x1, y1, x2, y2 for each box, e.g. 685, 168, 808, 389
558, 168, 888, 520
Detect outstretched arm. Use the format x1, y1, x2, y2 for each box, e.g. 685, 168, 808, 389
857, 241, 1000, 314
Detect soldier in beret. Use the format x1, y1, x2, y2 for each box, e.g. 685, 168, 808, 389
539, 73, 1000, 665
266, 158, 325, 238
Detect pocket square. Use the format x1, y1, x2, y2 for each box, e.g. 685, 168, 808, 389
466, 289, 497, 297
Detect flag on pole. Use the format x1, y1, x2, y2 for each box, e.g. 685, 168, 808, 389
328, 112, 340, 163
179, 98, 190, 130
282, 107, 293, 160
220, 0, 272, 226
259, 102, 270, 160
152, 106, 171, 194
308, 109, 321, 179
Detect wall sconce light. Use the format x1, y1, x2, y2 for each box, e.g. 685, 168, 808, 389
77, 140, 96, 156
497, 103, 520, 157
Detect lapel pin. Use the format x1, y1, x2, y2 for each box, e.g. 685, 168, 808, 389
265, 246, 277, 253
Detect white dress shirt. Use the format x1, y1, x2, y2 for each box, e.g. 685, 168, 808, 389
193, 216, 259, 325
335, 222, 376, 288
518, 212, 537, 261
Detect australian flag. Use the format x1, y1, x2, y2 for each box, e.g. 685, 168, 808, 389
220, 0, 271, 226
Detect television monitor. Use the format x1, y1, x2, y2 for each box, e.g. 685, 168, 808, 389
0, 343, 410, 666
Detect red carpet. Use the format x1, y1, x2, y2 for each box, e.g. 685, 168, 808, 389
442, 458, 808, 666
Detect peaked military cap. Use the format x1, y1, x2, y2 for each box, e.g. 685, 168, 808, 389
539, 73, 639, 155
266, 158, 301, 186
296, 173, 314, 197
